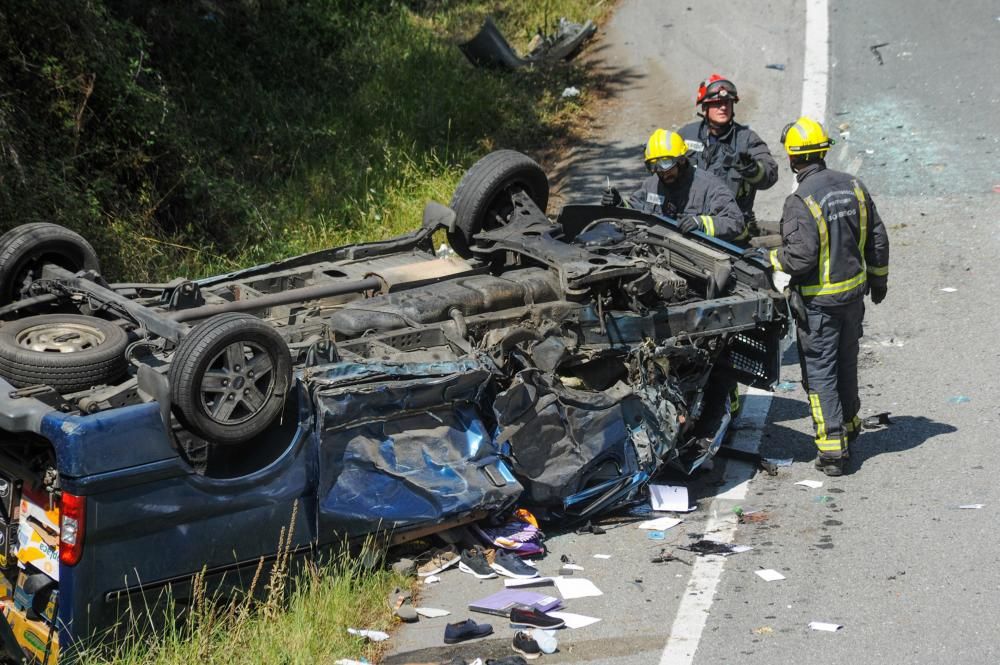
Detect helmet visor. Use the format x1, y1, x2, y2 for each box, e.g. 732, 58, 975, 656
646, 157, 679, 173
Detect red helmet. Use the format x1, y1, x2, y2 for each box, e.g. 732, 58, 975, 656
696, 74, 739, 105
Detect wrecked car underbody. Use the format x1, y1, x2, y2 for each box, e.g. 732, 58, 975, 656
0, 150, 786, 654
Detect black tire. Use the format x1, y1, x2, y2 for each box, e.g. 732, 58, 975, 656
0, 314, 128, 392
0, 224, 100, 305
169, 313, 292, 445
448, 150, 549, 258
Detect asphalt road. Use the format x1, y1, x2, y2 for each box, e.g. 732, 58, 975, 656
387, 1, 1000, 663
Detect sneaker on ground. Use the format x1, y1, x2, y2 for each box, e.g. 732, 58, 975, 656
511, 631, 542, 660
458, 546, 497, 579
418, 545, 460, 577
491, 550, 539, 579
509, 606, 565, 629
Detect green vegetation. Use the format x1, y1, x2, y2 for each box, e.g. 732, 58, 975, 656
78, 538, 408, 665
0, 0, 603, 281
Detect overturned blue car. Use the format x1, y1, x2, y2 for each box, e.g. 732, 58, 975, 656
0, 150, 786, 661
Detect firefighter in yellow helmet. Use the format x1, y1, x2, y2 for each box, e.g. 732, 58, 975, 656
768, 117, 890, 476
602, 128, 747, 243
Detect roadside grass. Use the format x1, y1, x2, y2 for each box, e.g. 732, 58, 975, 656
78, 538, 408, 665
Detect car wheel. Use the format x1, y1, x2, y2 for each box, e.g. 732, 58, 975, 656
0, 223, 100, 305
448, 150, 549, 258
0, 314, 128, 392
169, 313, 292, 445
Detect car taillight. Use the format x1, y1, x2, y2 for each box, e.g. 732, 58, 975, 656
59, 492, 85, 566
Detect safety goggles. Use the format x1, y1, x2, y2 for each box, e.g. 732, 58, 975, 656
645, 157, 679, 173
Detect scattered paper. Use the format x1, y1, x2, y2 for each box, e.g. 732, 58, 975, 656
755, 569, 786, 582
347, 628, 389, 642
959, 504, 985, 509
562, 563, 584, 571
422, 575, 441, 585
940, 287, 957, 293
731, 545, 754, 554
795, 480, 824, 489
554, 577, 603, 599
547, 611, 602, 629
593, 554, 612, 559
415, 607, 450, 618
637, 516, 683, 530
505, 576, 556, 588
809, 621, 843, 632
561, 86, 581, 98
649, 484, 695, 512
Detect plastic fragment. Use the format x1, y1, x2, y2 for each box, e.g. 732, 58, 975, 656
949, 396, 971, 404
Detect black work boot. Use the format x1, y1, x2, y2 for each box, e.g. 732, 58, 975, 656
814, 456, 844, 477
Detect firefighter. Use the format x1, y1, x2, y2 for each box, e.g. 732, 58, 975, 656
678, 74, 778, 235
768, 117, 889, 476
602, 128, 747, 243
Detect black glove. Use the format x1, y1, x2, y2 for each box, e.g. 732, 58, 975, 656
678, 216, 701, 234
869, 281, 887, 304
663, 202, 678, 218
735, 152, 758, 176
601, 187, 623, 207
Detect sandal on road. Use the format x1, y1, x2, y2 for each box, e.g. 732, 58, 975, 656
388, 586, 418, 622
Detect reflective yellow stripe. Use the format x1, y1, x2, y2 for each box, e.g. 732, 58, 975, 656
808, 393, 827, 441
816, 437, 844, 452
845, 415, 861, 433
729, 386, 741, 413
700, 215, 716, 236
803, 196, 830, 285
853, 181, 868, 257
800, 269, 867, 297
769, 248, 783, 271
868, 265, 888, 276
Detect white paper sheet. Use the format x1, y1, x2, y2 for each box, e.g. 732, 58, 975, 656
561, 563, 585, 571
415, 607, 450, 618
554, 576, 603, 599
347, 628, 390, 641
729, 545, 754, 555
547, 611, 602, 629
649, 484, 694, 512
504, 576, 556, 588
795, 479, 824, 489
809, 621, 843, 632
593, 554, 612, 559
959, 504, 985, 509
754, 569, 786, 582
637, 516, 683, 530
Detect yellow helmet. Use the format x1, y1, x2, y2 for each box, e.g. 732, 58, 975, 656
780, 116, 835, 156
644, 129, 687, 172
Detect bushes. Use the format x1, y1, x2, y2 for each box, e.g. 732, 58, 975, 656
0, 1, 599, 280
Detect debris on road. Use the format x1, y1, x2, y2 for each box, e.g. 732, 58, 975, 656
682, 540, 753, 556
754, 569, 786, 582
575, 521, 607, 535
941, 287, 957, 292
949, 395, 971, 404
752, 626, 774, 635
415, 607, 452, 618
469, 589, 561, 615
647, 530, 666, 540
795, 479, 824, 489
735, 508, 770, 524
554, 576, 603, 599
776, 380, 797, 391
869, 42, 890, 65
764, 457, 793, 467
959, 504, 985, 509
593, 554, 612, 560
765, 63, 786, 71
459, 17, 596, 70
862, 412, 892, 428
651, 548, 691, 565
637, 516, 683, 531
347, 628, 390, 642
809, 621, 844, 632
547, 611, 601, 629
649, 484, 694, 512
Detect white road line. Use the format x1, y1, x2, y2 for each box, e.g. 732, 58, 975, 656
658, 389, 772, 665
658, 0, 829, 661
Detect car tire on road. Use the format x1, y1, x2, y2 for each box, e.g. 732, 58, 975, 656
448, 149, 549, 258
0, 223, 100, 305
0, 314, 128, 392
169, 313, 292, 445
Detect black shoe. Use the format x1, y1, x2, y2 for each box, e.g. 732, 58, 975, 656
491, 550, 539, 579
458, 546, 497, 579
509, 606, 565, 629
443, 618, 494, 644
485, 657, 529, 665
814, 457, 844, 477
512, 631, 542, 660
